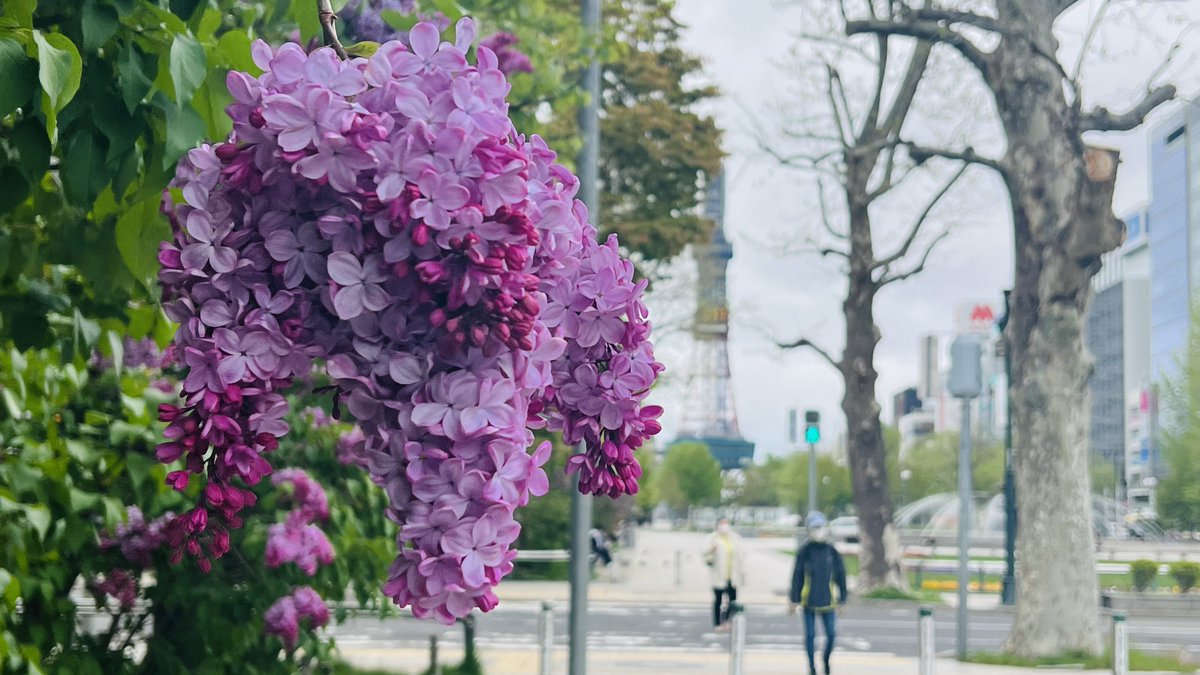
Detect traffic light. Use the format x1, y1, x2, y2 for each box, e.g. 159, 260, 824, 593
804, 410, 820, 444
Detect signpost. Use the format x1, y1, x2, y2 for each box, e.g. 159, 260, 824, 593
948, 335, 982, 661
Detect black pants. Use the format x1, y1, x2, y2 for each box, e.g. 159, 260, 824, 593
712, 582, 736, 626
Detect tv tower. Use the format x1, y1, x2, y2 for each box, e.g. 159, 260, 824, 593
675, 171, 755, 470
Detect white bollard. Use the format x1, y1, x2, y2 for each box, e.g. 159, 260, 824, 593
728, 603, 746, 675
539, 601, 555, 675
675, 550, 683, 586
1112, 612, 1128, 675
919, 605, 935, 675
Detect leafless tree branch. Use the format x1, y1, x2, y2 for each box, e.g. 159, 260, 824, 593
860, 34, 889, 139
845, 17, 992, 76
816, 178, 848, 240
1071, 0, 1112, 84
878, 229, 951, 286
900, 141, 1007, 176
1081, 85, 1177, 132
872, 162, 969, 272
776, 337, 843, 370
824, 64, 852, 148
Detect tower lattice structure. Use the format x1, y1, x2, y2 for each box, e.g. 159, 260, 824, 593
676, 172, 754, 469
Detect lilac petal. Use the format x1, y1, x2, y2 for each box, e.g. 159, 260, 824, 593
327, 252, 364, 285
410, 22, 440, 59
332, 286, 365, 320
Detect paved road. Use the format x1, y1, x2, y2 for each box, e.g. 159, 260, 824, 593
330, 601, 1200, 657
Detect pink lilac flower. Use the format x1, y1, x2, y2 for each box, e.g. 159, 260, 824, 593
158, 18, 662, 623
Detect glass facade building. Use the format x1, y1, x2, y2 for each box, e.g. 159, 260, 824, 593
1148, 109, 1195, 386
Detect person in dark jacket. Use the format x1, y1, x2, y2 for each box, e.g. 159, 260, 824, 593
789, 512, 847, 675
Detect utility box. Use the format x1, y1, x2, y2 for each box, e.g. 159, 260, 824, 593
948, 335, 982, 399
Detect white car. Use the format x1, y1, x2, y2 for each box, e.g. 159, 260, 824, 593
828, 516, 860, 543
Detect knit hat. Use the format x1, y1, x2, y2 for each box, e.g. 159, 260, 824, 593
805, 511, 828, 529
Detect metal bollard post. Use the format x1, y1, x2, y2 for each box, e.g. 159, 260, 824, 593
539, 601, 555, 675
918, 605, 935, 675
429, 635, 441, 675
1112, 612, 1128, 675
728, 602, 746, 675
675, 550, 683, 586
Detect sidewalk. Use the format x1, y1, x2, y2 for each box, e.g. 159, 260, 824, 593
338, 644, 1132, 675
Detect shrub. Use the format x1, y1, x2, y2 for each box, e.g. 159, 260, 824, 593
1130, 560, 1159, 592
1169, 561, 1200, 592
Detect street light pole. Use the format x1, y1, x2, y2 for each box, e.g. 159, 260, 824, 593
807, 440, 818, 515
948, 335, 982, 661
570, 1, 601, 672
999, 290, 1016, 606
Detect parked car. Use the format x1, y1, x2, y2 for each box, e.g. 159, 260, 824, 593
829, 516, 860, 543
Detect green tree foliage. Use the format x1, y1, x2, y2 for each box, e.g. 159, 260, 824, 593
731, 452, 854, 515
597, 0, 723, 262
1156, 303, 1200, 531
655, 442, 721, 513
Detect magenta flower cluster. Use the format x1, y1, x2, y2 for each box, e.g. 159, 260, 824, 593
264, 585, 330, 650
91, 507, 174, 611
156, 18, 661, 623
265, 469, 335, 576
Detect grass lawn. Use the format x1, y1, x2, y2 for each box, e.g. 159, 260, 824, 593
968, 650, 1195, 672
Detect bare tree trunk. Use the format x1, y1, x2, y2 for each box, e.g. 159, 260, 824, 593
991, 27, 1116, 657
841, 253, 905, 590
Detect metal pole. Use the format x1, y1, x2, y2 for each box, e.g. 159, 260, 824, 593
539, 601, 555, 675
957, 399, 972, 660
807, 441, 818, 515
728, 603, 746, 675
570, 0, 600, 669
1000, 290, 1016, 606
1112, 612, 1128, 675
918, 605, 935, 675
569, 467, 592, 675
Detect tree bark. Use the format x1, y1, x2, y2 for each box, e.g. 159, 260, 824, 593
841, 162, 905, 592
989, 3, 1120, 657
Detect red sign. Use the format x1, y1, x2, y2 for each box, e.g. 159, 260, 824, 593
955, 302, 998, 335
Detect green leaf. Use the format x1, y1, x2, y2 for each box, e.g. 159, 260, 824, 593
30, 31, 82, 134
0, 168, 29, 213
115, 195, 169, 284
73, 308, 101, 347
1, 389, 21, 418
196, 7, 221, 41
215, 29, 256, 73
168, 35, 206, 106
1, 0, 35, 27
9, 118, 51, 182
169, 0, 203, 21
60, 128, 108, 207
430, 0, 465, 21
288, 0, 321, 42
381, 9, 418, 32
345, 41, 380, 58
163, 101, 204, 166
93, 95, 142, 163
0, 38, 37, 118
117, 44, 154, 112
191, 70, 232, 139
81, 0, 119, 52
106, 330, 124, 377
111, 144, 139, 199
21, 504, 50, 539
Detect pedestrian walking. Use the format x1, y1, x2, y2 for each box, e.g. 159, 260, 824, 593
703, 517, 745, 633
589, 527, 612, 568
789, 512, 848, 675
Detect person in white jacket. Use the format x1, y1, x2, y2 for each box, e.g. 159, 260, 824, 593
703, 518, 746, 632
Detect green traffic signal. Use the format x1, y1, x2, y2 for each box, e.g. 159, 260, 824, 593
805, 425, 820, 444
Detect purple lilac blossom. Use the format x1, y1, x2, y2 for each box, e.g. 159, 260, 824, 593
157, 19, 662, 624
264, 585, 331, 649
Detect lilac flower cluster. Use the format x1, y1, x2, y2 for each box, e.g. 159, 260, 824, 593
157, 19, 661, 623
478, 33, 533, 75
264, 585, 330, 650
99, 506, 174, 568
265, 469, 335, 576
88, 569, 140, 611
91, 337, 166, 371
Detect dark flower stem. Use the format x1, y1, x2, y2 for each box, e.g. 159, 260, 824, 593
317, 0, 349, 60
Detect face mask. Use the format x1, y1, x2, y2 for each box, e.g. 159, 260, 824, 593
810, 526, 828, 542
717, 523, 731, 534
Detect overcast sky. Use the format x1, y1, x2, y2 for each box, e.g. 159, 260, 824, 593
644, 0, 1200, 459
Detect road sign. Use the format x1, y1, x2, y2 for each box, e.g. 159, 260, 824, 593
954, 301, 998, 335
